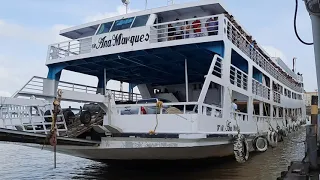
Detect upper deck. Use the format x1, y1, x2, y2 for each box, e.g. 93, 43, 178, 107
45, 0, 304, 93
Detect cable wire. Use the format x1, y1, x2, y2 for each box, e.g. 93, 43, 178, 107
294, 0, 314, 45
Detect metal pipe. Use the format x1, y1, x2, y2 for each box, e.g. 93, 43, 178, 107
104, 68, 107, 95
310, 15, 320, 105
185, 59, 189, 102
306, 95, 319, 169
311, 95, 319, 139
306, 124, 318, 169
126, 4, 128, 14
54, 145, 56, 168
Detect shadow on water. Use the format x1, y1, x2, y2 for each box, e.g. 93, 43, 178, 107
0, 128, 306, 180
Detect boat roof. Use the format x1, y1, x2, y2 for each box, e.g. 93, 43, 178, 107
60, 0, 227, 39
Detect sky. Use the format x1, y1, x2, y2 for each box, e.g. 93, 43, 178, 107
0, 0, 316, 97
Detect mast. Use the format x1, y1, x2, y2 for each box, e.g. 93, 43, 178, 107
122, 0, 130, 14
293, 57, 297, 73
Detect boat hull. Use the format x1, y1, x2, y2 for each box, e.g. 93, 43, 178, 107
25, 136, 255, 162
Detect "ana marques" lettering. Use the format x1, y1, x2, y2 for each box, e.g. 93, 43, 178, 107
92, 33, 150, 49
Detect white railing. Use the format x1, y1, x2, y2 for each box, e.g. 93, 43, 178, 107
212, 56, 223, 78
48, 37, 93, 60
150, 15, 220, 43
114, 102, 223, 117
273, 117, 284, 122
252, 79, 270, 100
230, 112, 249, 121
273, 91, 281, 103
15, 76, 142, 102
0, 104, 67, 136
226, 18, 303, 93
230, 65, 248, 90
254, 116, 271, 124
201, 103, 223, 118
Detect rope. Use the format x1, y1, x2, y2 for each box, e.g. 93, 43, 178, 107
42, 90, 62, 149
149, 101, 163, 135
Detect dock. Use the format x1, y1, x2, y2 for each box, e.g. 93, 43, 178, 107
277, 96, 320, 179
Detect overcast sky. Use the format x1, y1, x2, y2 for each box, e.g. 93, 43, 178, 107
0, 0, 316, 97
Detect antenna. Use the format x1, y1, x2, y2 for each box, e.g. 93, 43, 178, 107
145, 0, 148, 9
293, 57, 297, 73
121, 0, 130, 14
167, 0, 174, 5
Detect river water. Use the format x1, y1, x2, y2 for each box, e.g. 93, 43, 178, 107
0, 129, 305, 180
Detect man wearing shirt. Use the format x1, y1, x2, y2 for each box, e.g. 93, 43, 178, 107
192, 16, 202, 36
232, 99, 238, 112
205, 17, 219, 36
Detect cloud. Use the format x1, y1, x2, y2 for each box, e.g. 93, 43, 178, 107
0, 19, 70, 45
0, 19, 72, 97
262, 45, 289, 65
0, 91, 11, 97
84, 6, 140, 23
0, 55, 47, 96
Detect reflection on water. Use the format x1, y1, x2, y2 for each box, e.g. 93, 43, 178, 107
0, 128, 305, 180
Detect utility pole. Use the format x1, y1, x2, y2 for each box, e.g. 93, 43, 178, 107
303, 0, 320, 103
303, 0, 320, 168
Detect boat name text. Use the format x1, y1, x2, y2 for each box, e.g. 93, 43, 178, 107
92, 33, 150, 49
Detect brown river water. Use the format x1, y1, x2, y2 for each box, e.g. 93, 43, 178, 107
0, 128, 305, 180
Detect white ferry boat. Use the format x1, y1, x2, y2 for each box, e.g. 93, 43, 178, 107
0, 0, 306, 163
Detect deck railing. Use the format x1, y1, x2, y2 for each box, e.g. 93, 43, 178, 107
230, 112, 249, 121
0, 104, 67, 136
114, 102, 223, 117
273, 91, 281, 104
48, 37, 92, 60
15, 76, 142, 102
212, 56, 223, 78
230, 65, 248, 90
252, 79, 270, 100
226, 19, 302, 93
150, 15, 220, 43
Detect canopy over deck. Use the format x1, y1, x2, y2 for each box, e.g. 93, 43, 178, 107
60, 0, 226, 39
50, 41, 224, 86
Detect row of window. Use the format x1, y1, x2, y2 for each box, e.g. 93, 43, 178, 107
96, 15, 150, 35
283, 88, 302, 100
273, 82, 302, 100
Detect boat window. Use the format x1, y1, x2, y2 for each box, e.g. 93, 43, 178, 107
96, 22, 114, 35
111, 17, 135, 32
131, 15, 150, 28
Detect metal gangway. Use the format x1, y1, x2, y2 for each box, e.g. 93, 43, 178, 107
0, 97, 68, 136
